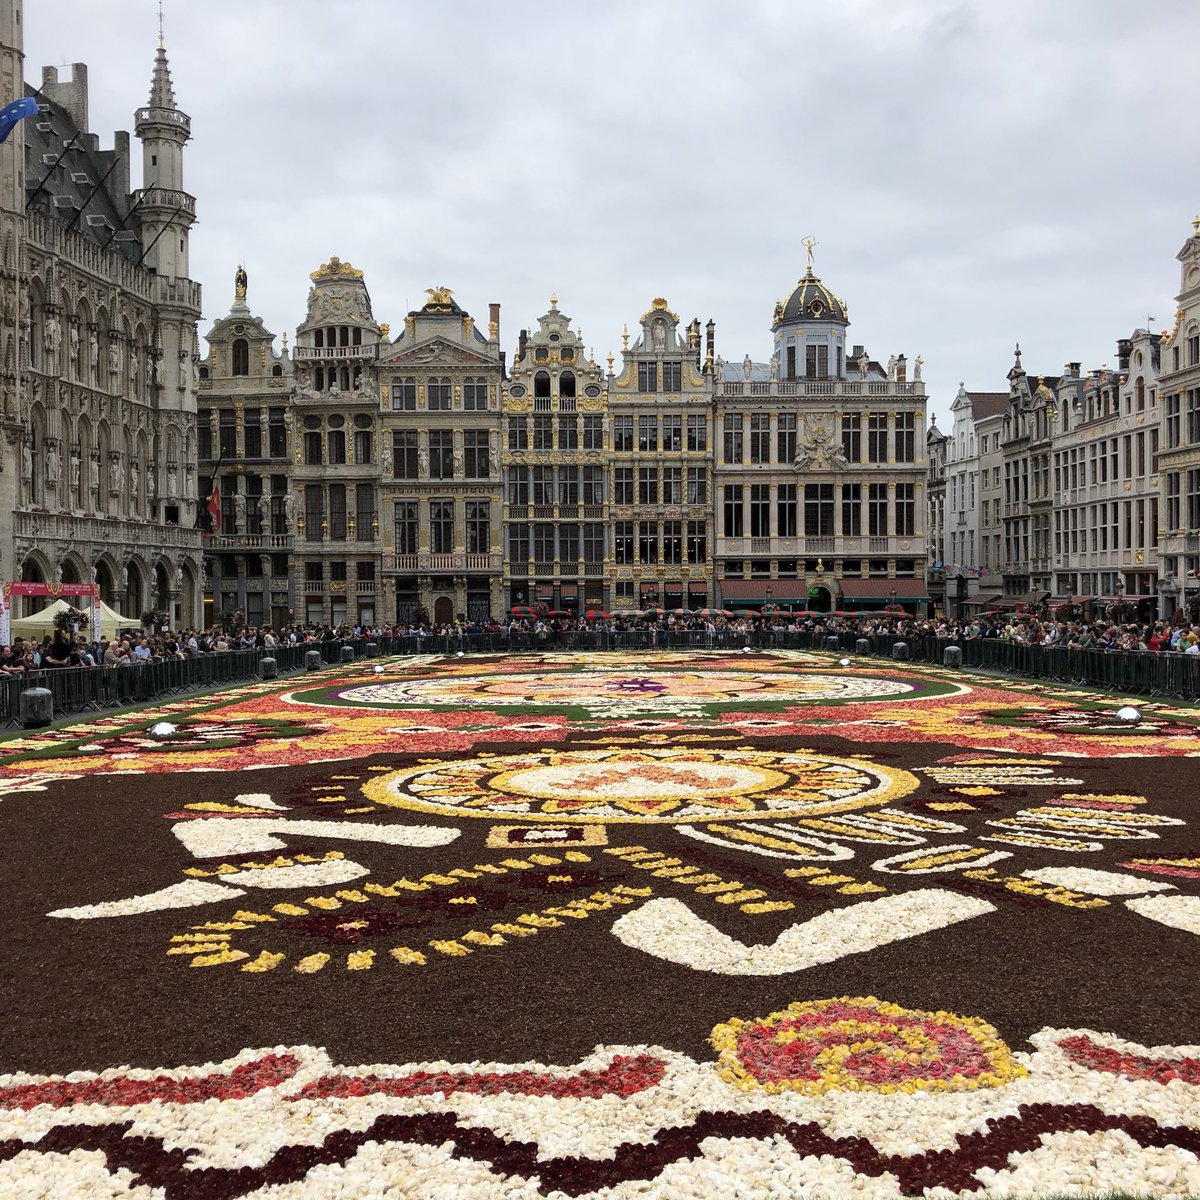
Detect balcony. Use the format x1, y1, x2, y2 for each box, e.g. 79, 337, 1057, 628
14, 510, 201, 550
148, 275, 202, 311
718, 379, 923, 400
355, 581, 377, 594
133, 185, 196, 219
209, 534, 294, 551
293, 345, 376, 361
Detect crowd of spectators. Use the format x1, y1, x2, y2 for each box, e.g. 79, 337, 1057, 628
2, 604, 1196, 679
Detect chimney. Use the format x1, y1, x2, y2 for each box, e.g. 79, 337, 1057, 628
517, 328, 528, 363
1116, 338, 1132, 371
42, 63, 90, 134
852, 344, 864, 358
896, 354, 907, 383
1069, 362, 1081, 378
488, 302, 500, 346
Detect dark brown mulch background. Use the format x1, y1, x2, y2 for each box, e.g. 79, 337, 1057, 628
1, 733, 1196, 1075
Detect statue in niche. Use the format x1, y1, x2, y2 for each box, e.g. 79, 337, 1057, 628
284, 492, 296, 530
178, 353, 189, 388
44, 312, 60, 357
128, 346, 139, 391
130, 458, 139, 501
87, 327, 99, 376
742, 354, 752, 382
381, 444, 393, 476
453, 443, 464, 476
69, 446, 81, 492
489, 430, 499, 475
234, 492, 247, 534
69, 323, 79, 371
110, 453, 124, 497
108, 340, 120, 376
45, 440, 60, 485
167, 464, 178, 498
153, 355, 164, 387
652, 318, 667, 352
175, 565, 184, 591
21, 438, 31, 483
418, 443, 429, 478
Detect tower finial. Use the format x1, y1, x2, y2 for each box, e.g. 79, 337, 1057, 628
802, 234, 817, 271
158, 0, 165, 48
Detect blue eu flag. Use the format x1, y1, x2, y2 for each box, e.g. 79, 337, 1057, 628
0, 97, 38, 144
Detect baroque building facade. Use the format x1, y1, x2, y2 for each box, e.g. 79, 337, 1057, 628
2, 8, 204, 622
713, 262, 930, 612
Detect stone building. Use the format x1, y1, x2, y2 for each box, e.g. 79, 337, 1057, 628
380, 287, 505, 624
713, 260, 929, 612
501, 298, 609, 615
288, 258, 384, 627
2, 10, 204, 622
197, 270, 294, 629
606, 298, 713, 612
1155, 217, 1200, 619
925, 416, 947, 613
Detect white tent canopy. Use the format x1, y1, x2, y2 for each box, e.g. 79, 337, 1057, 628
9, 597, 139, 642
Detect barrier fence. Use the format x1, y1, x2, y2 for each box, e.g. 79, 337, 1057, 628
5, 630, 1198, 725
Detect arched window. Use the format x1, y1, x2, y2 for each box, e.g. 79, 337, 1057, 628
534, 371, 551, 398
559, 371, 576, 398
272, 363, 282, 377
314, 329, 324, 348
198, 365, 209, 380
1135, 377, 1145, 411
232, 339, 249, 376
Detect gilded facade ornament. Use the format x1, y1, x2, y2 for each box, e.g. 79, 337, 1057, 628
424, 286, 454, 308
309, 257, 364, 280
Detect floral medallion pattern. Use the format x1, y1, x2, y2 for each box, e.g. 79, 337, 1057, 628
0, 650, 1197, 1197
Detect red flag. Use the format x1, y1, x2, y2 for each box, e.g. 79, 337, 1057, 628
207, 484, 221, 531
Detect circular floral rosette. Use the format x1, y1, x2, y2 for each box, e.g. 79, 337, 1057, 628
361, 745, 918, 823
710, 996, 1027, 1095
287, 668, 961, 713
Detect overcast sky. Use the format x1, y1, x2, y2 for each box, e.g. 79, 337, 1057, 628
24, 0, 1200, 424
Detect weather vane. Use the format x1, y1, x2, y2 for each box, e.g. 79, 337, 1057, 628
157, 0, 165, 46
802, 235, 817, 268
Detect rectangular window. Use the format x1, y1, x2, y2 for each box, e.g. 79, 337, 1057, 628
638, 361, 658, 393
582, 415, 604, 450
507, 522, 529, 562
427, 376, 452, 410
243, 411, 262, 459
463, 376, 489, 410
686, 466, 707, 505
662, 520, 682, 564
508, 465, 529, 505
805, 343, 829, 378
533, 415, 553, 450
219, 410, 237, 458
687, 414, 707, 452
895, 412, 915, 462
532, 465, 554, 506
507, 417, 528, 450
268, 408, 286, 458
723, 484, 744, 537
1167, 472, 1181, 529
777, 413, 796, 463
777, 483, 798, 537
303, 484, 324, 535
559, 522, 579, 563
868, 482, 888, 536
867, 413, 887, 463
750, 483, 770, 537
638, 465, 658, 505
576, 522, 601, 564
613, 415, 633, 452
844, 484, 864, 537
614, 521, 634, 564
1167, 394, 1181, 448
327, 483, 347, 539
429, 499, 454, 553
582, 466, 604, 505
841, 414, 861, 462
750, 414, 770, 463
391, 376, 417, 411
662, 466, 682, 504
327, 428, 346, 465
1188, 469, 1200, 529
803, 483, 833, 536
355, 483, 375, 538
662, 414, 682, 451
895, 483, 915, 536
638, 522, 659, 563
638, 415, 658, 452
723, 413, 743, 463
558, 414, 578, 450
429, 430, 454, 479
1188, 389, 1200, 445
559, 465, 580, 505
394, 501, 418, 555
198, 410, 213, 460
354, 428, 373, 465
614, 466, 634, 505
662, 361, 682, 392
464, 429, 489, 478
391, 430, 417, 479
687, 520, 707, 563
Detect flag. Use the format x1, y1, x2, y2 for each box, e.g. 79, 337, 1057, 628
0, 97, 37, 145
206, 484, 220, 531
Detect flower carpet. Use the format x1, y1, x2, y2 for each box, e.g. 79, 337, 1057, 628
0, 650, 1197, 1198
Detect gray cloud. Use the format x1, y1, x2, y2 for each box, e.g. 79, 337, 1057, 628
25, 0, 1200, 420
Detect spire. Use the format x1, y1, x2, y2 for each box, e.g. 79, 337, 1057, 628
148, 40, 176, 111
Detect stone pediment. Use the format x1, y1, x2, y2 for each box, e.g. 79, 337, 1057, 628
385, 338, 492, 368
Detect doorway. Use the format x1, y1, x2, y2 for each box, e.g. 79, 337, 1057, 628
433, 595, 454, 626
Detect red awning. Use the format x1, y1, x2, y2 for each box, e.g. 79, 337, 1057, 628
838, 578, 932, 602
719, 580, 808, 601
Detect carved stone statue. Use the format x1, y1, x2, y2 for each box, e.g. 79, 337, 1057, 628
167, 464, 178, 498
128, 346, 139, 391
418, 443, 429, 478
178, 353, 188, 389
44, 311, 60, 357
69, 323, 79, 371
857, 350, 870, 380
284, 492, 296, 530
21, 438, 32, 483
742, 354, 753, 382
886, 354, 898, 381
69, 446, 80, 492
175, 565, 184, 591
87, 327, 98, 375
153, 355, 164, 387
381, 444, 393, 476
652, 318, 667, 352
795, 419, 849, 472
234, 492, 247, 534
185, 461, 195, 490
296, 365, 311, 393
913, 355, 923, 382
45, 440, 60, 485
108, 339, 120, 376
769, 356, 779, 381
489, 430, 499, 475
453, 444, 464, 476
714, 356, 724, 383
110, 452, 124, 496
130, 458, 139, 501
235, 265, 248, 301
